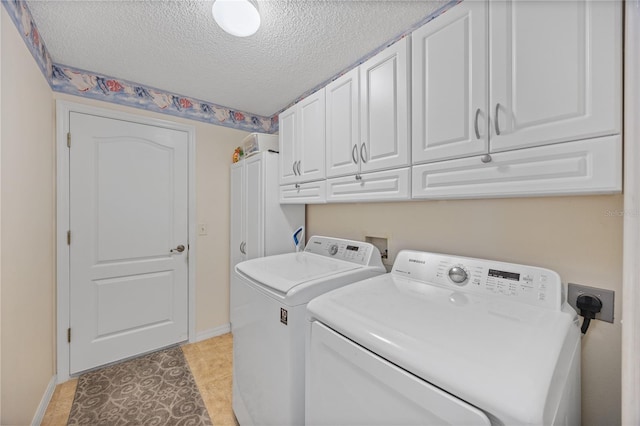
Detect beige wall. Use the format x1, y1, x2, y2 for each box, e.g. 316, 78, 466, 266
307, 194, 623, 426
0, 4, 626, 425
1, 8, 56, 425
53, 93, 249, 335
2, 8, 248, 421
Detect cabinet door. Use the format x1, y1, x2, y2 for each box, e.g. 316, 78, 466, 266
412, 135, 621, 199
298, 89, 326, 182
245, 155, 264, 260
279, 180, 327, 204
326, 68, 360, 178
326, 168, 410, 203
490, 0, 621, 152
230, 162, 245, 269
412, 1, 488, 164
360, 38, 410, 173
279, 106, 298, 185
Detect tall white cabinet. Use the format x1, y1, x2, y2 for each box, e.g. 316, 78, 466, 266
230, 148, 304, 273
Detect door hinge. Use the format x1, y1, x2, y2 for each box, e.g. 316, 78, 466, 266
67, 230, 71, 245
67, 132, 71, 148
67, 328, 71, 343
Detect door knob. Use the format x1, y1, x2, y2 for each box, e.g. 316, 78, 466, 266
171, 244, 185, 253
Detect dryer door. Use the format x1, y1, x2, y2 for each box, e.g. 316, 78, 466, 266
306, 321, 492, 426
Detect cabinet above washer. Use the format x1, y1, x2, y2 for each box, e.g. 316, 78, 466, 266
411, 0, 622, 165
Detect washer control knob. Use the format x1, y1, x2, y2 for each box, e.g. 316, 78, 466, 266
328, 244, 339, 256
448, 266, 469, 285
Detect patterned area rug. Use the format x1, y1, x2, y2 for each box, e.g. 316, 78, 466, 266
67, 346, 212, 425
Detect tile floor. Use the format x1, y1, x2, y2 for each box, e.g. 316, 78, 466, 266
41, 333, 238, 426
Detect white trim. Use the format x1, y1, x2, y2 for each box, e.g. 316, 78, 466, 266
622, 1, 640, 424
55, 100, 197, 382
195, 323, 232, 342
0, 8, 3, 422
188, 123, 197, 343
31, 375, 57, 426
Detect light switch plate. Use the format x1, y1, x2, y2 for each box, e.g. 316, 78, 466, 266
567, 283, 615, 323
198, 224, 208, 236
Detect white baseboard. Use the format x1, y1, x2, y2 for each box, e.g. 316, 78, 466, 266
195, 323, 231, 342
32, 375, 57, 426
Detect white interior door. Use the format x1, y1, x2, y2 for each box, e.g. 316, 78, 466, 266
69, 111, 189, 374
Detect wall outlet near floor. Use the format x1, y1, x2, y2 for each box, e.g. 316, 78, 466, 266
567, 283, 615, 323
198, 224, 208, 236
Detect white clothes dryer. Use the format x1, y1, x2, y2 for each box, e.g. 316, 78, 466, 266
306, 250, 581, 426
231, 236, 385, 426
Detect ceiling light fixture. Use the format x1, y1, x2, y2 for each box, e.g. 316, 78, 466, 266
212, 0, 261, 37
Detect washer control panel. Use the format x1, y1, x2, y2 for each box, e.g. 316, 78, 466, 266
392, 250, 561, 310
304, 236, 383, 267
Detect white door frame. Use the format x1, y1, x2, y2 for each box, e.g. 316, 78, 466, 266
623, 1, 640, 423
55, 100, 197, 383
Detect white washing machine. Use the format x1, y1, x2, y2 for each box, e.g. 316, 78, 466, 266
306, 250, 581, 426
231, 236, 386, 426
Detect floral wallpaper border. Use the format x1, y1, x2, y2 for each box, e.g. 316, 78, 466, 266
2, 0, 53, 86
1, 0, 277, 134
3, 0, 459, 134
50, 63, 277, 134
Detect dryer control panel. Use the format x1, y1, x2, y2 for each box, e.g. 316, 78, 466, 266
305, 236, 383, 267
392, 250, 562, 310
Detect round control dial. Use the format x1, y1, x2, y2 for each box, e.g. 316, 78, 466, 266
448, 265, 469, 286
328, 244, 339, 256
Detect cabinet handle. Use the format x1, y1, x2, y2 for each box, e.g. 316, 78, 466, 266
360, 143, 368, 164
355, 174, 362, 181
494, 103, 501, 136
296, 161, 302, 176
351, 144, 358, 164
481, 154, 492, 163
292, 161, 298, 176
240, 241, 246, 254
474, 108, 481, 139
295, 183, 300, 189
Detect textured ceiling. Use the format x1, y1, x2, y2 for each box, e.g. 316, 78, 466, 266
26, 0, 449, 117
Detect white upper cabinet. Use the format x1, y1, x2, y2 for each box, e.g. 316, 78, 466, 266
412, 0, 621, 164
489, 0, 621, 152
279, 89, 326, 185
326, 68, 360, 178
360, 37, 410, 172
412, 0, 488, 164
279, 107, 298, 184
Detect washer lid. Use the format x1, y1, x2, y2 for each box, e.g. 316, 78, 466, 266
236, 252, 360, 294
307, 274, 580, 425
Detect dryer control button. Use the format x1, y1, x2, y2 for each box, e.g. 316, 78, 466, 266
328, 244, 339, 256
448, 266, 469, 285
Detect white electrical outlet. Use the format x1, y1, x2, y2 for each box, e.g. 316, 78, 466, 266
198, 224, 208, 236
